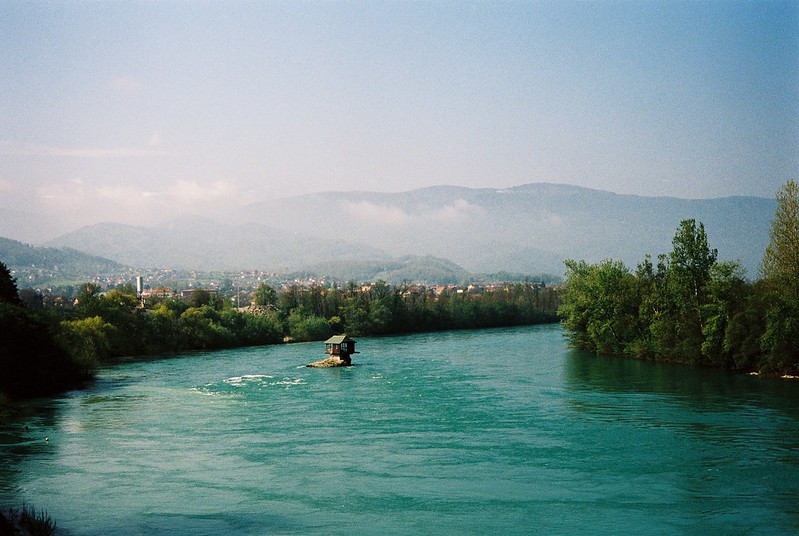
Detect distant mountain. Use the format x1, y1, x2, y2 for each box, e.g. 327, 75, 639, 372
0, 236, 126, 286
42, 184, 776, 278
46, 216, 391, 271
239, 183, 776, 277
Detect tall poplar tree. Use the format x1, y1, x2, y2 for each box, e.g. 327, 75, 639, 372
762, 180, 799, 281
760, 180, 799, 371
666, 219, 718, 362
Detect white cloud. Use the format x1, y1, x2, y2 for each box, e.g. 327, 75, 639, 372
429, 199, 484, 222
343, 198, 485, 226
344, 201, 410, 226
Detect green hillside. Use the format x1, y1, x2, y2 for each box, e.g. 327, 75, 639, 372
0, 237, 127, 287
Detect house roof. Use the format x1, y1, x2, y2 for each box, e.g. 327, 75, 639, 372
325, 334, 355, 344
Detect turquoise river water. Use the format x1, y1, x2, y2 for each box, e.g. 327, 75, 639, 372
1, 324, 798, 535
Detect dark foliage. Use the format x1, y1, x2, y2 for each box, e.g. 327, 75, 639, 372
0, 303, 85, 399
0, 261, 21, 306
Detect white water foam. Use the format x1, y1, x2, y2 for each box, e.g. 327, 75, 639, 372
223, 374, 274, 387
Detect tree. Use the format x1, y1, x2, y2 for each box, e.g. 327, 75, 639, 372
0, 261, 21, 305
669, 219, 717, 306
287, 308, 332, 342
759, 180, 799, 372
188, 289, 212, 308
18, 288, 43, 310
58, 316, 114, 373
74, 283, 102, 317
700, 261, 750, 368
665, 219, 718, 363
1, 303, 84, 398
559, 259, 639, 354
762, 179, 799, 281
253, 283, 277, 307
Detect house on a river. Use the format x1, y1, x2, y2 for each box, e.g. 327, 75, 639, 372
324, 335, 358, 365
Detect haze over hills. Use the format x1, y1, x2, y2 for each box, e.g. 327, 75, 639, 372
44, 216, 391, 273
5, 183, 776, 279
238, 183, 776, 277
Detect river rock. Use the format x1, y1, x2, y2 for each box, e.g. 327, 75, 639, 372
306, 356, 351, 368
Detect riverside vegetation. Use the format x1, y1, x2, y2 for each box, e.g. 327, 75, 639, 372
2, 181, 795, 402
0, 264, 559, 401
559, 180, 799, 376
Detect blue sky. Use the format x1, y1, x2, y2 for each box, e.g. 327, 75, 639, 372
1, 0, 797, 234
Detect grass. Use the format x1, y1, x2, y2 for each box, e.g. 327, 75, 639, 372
3, 502, 57, 536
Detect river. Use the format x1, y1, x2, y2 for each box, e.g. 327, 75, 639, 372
1, 324, 798, 535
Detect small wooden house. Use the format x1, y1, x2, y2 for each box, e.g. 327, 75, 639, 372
324, 334, 358, 365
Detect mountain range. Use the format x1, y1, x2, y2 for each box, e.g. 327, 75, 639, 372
237, 183, 775, 276
2, 183, 777, 280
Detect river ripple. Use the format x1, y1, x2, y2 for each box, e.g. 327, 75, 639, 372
1, 325, 797, 535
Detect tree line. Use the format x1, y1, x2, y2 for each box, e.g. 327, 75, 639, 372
0, 268, 559, 400
559, 180, 799, 376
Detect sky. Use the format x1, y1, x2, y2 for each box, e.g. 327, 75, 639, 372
1, 0, 797, 239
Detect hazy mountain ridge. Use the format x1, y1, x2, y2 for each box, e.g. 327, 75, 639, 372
45, 218, 391, 271
2, 234, 481, 287
34, 183, 777, 278
240, 183, 776, 276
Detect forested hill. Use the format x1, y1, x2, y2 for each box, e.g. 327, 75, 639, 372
0, 237, 125, 286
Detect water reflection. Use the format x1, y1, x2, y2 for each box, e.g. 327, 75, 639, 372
0, 399, 62, 497
561, 348, 799, 533
563, 349, 799, 417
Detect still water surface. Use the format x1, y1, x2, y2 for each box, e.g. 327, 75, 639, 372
1, 325, 798, 534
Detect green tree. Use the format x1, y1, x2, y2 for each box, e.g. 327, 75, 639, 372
287, 308, 332, 342
58, 316, 114, 373
633, 254, 669, 358
669, 219, 717, 306
178, 306, 233, 349
559, 259, 639, 354
241, 311, 284, 345
665, 219, 718, 363
74, 283, 103, 317
145, 301, 184, 353
759, 180, 799, 373
762, 179, 799, 281
700, 262, 750, 368
185, 289, 226, 310
253, 283, 277, 307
